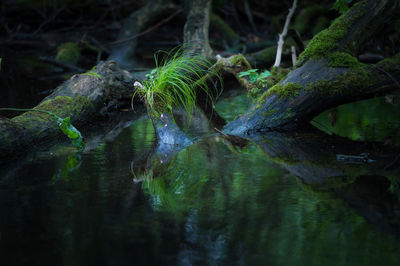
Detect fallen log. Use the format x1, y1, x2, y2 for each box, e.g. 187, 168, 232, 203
223, 0, 400, 135
0, 61, 136, 159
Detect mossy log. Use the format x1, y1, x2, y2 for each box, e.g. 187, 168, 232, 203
224, 0, 400, 135
0, 61, 135, 159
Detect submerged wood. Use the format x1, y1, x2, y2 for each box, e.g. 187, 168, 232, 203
0, 61, 135, 160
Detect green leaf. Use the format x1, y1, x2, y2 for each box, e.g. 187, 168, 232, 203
57, 117, 85, 150
249, 74, 258, 83
259, 70, 272, 79
238, 71, 250, 78
238, 69, 259, 78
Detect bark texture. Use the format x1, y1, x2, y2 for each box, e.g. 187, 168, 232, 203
183, 0, 213, 57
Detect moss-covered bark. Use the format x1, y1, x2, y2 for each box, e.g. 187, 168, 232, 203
0, 61, 135, 159
223, 0, 400, 135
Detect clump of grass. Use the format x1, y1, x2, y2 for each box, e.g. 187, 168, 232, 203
132, 48, 222, 118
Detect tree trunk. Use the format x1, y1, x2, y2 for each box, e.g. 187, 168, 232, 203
183, 0, 213, 57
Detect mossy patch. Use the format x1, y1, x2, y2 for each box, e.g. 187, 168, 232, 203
327, 52, 364, 68
55, 42, 80, 65
230, 54, 252, 69
297, 1, 366, 64
304, 67, 372, 95
12, 96, 93, 133
262, 82, 304, 99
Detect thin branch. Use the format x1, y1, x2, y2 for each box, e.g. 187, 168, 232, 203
273, 0, 297, 67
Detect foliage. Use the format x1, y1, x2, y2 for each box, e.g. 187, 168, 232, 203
333, 0, 353, 14
238, 69, 271, 83
239, 69, 272, 97
0, 107, 84, 150
132, 48, 222, 117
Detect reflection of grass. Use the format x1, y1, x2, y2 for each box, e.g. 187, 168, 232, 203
139, 140, 284, 217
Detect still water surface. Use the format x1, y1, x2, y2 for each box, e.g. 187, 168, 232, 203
1, 96, 400, 266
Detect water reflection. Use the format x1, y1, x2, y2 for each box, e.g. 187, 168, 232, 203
1, 101, 400, 265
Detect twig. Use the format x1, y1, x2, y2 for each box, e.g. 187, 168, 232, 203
214, 127, 228, 136
273, 0, 298, 67
108, 9, 182, 46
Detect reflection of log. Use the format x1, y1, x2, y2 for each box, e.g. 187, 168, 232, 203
224, 0, 400, 135
248, 128, 400, 235
0, 61, 135, 160
251, 128, 400, 184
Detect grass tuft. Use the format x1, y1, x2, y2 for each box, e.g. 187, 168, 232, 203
132, 47, 222, 118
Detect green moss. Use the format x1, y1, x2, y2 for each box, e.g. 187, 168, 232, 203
264, 82, 303, 98
304, 67, 372, 95
230, 54, 252, 69
12, 96, 93, 132
55, 42, 80, 65
82, 66, 102, 78
297, 1, 366, 63
327, 52, 364, 68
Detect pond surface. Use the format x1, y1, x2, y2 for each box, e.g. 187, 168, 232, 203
1, 95, 400, 266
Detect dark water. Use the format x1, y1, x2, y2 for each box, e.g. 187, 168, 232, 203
1, 95, 400, 266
